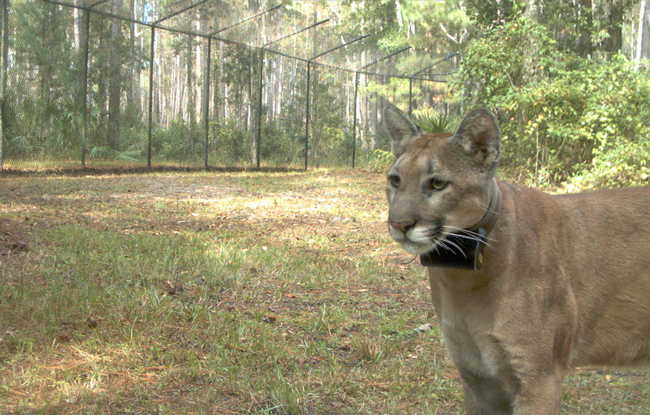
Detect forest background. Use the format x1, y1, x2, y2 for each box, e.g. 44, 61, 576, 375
1, 0, 650, 190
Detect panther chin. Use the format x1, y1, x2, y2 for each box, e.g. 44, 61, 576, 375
398, 239, 438, 256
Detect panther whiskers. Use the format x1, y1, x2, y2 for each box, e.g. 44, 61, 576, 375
434, 235, 468, 257
444, 226, 498, 249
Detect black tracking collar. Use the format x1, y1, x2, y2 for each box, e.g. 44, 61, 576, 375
420, 180, 502, 271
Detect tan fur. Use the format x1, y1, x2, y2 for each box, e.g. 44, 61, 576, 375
383, 103, 650, 414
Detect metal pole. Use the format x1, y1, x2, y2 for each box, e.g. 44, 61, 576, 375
409, 53, 459, 114
81, 9, 90, 168
203, 38, 211, 169
87, 0, 109, 8
210, 4, 282, 35
411, 52, 460, 77
152, 0, 208, 26
300, 35, 370, 170
352, 46, 411, 168
308, 34, 371, 60
0, 0, 8, 170
304, 61, 311, 170
419, 71, 458, 78
147, 26, 155, 168
359, 46, 411, 72
255, 49, 263, 168
351, 71, 360, 168
262, 18, 329, 48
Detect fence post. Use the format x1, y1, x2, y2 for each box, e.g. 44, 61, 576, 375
0, 0, 8, 170
203, 38, 211, 169
409, 53, 460, 118
255, 49, 263, 168
260, 19, 329, 171
303, 60, 311, 170
304, 34, 369, 169
81, 8, 90, 169
353, 46, 411, 169
147, 26, 155, 168
351, 71, 360, 168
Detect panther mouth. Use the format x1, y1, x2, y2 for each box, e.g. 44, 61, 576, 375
393, 224, 485, 258
389, 223, 444, 255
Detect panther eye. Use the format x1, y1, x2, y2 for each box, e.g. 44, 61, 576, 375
388, 174, 401, 188
428, 177, 448, 191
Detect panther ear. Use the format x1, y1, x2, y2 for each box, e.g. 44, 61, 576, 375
383, 103, 423, 158
453, 107, 501, 169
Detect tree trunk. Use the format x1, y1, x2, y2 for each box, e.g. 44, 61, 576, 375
73, 0, 86, 119
636, 0, 650, 69
577, 0, 593, 57
248, 0, 262, 164
42, 6, 57, 107
604, 0, 624, 53
73, 0, 84, 55
127, 0, 141, 123
214, 41, 223, 122
310, 0, 319, 165
525, 0, 539, 21
108, 0, 123, 150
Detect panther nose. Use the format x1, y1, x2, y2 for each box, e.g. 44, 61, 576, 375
390, 220, 415, 233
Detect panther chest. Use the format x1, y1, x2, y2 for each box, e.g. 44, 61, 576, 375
431, 276, 504, 379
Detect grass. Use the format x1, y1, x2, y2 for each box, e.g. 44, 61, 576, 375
0, 169, 648, 414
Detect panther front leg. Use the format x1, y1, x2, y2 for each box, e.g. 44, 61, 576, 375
459, 368, 564, 415
459, 370, 514, 415
459, 364, 565, 415
446, 329, 568, 415
511, 369, 565, 415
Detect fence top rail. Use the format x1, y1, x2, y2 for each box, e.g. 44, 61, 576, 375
262, 18, 330, 48
210, 4, 282, 36
37, 0, 456, 82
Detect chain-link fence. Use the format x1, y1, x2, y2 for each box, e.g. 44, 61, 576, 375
0, 0, 459, 172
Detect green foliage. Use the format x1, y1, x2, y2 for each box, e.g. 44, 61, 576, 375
458, 17, 558, 102
213, 120, 251, 165
464, 0, 518, 29
463, 0, 637, 56
364, 77, 412, 106
569, 141, 650, 191
414, 109, 458, 134
340, 0, 470, 55
537, 0, 637, 56
260, 122, 303, 165
5, 93, 84, 160
153, 120, 204, 162
88, 146, 141, 163
365, 148, 395, 173
456, 16, 650, 189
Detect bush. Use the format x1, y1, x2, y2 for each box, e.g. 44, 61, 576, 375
456, 16, 650, 189
154, 120, 203, 162
413, 109, 459, 134
365, 148, 395, 173
260, 122, 303, 165
211, 120, 252, 165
